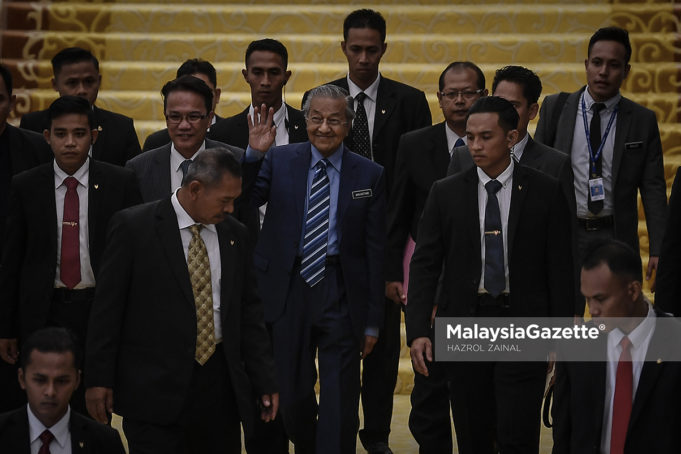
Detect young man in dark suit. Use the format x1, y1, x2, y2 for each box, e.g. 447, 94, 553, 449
408, 97, 574, 454
19, 47, 141, 166
387, 61, 487, 453
534, 27, 667, 292
0, 96, 141, 416
0, 327, 125, 454
552, 239, 681, 454
85, 148, 278, 454
142, 58, 226, 151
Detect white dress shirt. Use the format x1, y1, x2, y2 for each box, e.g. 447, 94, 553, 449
54, 159, 95, 289
347, 73, 381, 156
28, 404, 71, 454
571, 88, 620, 218
600, 301, 655, 454
170, 141, 206, 193
171, 190, 223, 341
511, 132, 530, 162
477, 159, 514, 293
445, 122, 467, 156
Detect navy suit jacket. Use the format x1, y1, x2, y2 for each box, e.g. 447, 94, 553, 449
249, 142, 386, 340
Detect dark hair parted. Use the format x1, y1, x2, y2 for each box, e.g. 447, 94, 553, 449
161, 75, 213, 114
245, 39, 289, 69
20, 327, 81, 370
492, 65, 542, 105
467, 96, 519, 132
588, 27, 632, 65
176, 59, 218, 87
47, 95, 95, 130
343, 9, 386, 42
51, 47, 99, 76
182, 147, 243, 187
582, 239, 642, 284
438, 61, 486, 92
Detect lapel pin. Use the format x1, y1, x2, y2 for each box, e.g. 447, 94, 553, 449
294, 124, 299, 129
97, 126, 103, 132
381, 109, 386, 114
94, 184, 99, 189
657, 358, 663, 364
230, 240, 235, 246
79, 441, 85, 448
518, 185, 522, 191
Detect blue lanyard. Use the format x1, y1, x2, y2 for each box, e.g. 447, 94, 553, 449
581, 94, 618, 175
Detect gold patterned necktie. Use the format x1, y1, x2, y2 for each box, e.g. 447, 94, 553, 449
188, 224, 215, 365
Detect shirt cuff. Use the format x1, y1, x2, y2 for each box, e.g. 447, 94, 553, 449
245, 145, 266, 163
365, 326, 379, 338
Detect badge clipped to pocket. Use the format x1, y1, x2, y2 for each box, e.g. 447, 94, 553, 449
588, 178, 605, 201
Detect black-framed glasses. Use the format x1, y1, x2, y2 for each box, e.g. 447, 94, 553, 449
165, 112, 208, 124
440, 89, 484, 100
306, 116, 348, 127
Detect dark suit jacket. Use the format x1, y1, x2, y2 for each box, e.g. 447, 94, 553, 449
125, 138, 244, 203
0, 160, 141, 340
141, 114, 224, 152
0, 124, 53, 253
534, 87, 667, 255
20, 106, 141, 167
250, 142, 386, 340
552, 308, 681, 454
655, 166, 681, 314
386, 122, 449, 282
406, 164, 574, 344
304, 76, 432, 195
85, 199, 276, 434
0, 406, 125, 454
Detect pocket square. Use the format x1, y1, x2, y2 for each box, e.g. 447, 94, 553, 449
352, 189, 373, 199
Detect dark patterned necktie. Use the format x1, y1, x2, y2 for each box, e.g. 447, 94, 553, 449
588, 102, 606, 214
352, 92, 371, 159
484, 180, 504, 296
61, 176, 80, 289
38, 430, 54, 454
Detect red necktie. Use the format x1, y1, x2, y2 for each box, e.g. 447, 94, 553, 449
610, 336, 632, 454
38, 429, 54, 454
60, 176, 80, 289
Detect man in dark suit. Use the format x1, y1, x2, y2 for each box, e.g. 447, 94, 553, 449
0, 96, 141, 416
387, 61, 486, 453
142, 58, 226, 151
19, 47, 141, 166
0, 64, 53, 413
552, 239, 681, 454
247, 84, 385, 454
302, 11, 431, 451
408, 97, 573, 454
85, 148, 278, 454
534, 27, 667, 291
654, 166, 681, 314
0, 327, 125, 454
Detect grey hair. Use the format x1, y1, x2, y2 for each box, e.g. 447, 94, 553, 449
182, 147, 242, 187
302, 84, 355, 123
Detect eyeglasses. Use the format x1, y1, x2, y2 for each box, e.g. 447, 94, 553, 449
440, 89, 484, 100
306, 116, 348, 127
165, 112, 208, 124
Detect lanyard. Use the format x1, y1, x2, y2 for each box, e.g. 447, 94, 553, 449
581, 94, 618, 175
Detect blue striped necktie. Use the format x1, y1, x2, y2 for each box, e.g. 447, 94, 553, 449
300, 159, 331, 286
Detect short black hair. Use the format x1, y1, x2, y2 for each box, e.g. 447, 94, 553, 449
492, 65, 542, 105
438, 61, 486, 92
176, 59, 218, 88
183, 147, 243, 187
245, 39, 289, 69
0, 64, 13, 95
47, 95, 95, 130
588, 26, 632, 65
161, 75, 213, 114
343, 9, 386, 43
51, 47, 99, 77
582, 239, 642, 283
20, 327, 81, 370
467, 96, 519, 132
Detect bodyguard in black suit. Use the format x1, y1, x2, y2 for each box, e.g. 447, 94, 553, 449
303, 11, 431, 452
0, 327, 125, 454
0, 96, 141, 416
408, 97, 573, 454
655, 166, 681, 314
142, 58, 225, 151
85, 149, 277, 454
19, 47, 140, 166
553, 240, 681, 454
387, 61, 487, 454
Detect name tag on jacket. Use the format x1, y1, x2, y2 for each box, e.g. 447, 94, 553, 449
352, 189, 373, 199
624, 141, 643, 150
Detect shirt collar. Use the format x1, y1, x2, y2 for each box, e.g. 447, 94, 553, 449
309, 144, 343, 173
445, 122, 466, 147
249, 102, 288, 129
54, 158, 90, 189
170, 141, 205, 173
170, 189, 217, 234
609, 299, 656, 351
512, 133, 530, 162
583, 86, 621, 113
27, 403, 70, 449
347, 73, 381, 102
477, 157, 514, 188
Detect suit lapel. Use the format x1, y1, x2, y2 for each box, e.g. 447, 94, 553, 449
87, 160, 100, 253
233, 108, 250, 149
285, 104, 306, 143
556, 89, 583, 155
5, 407, 30, 454
432, 122, 450, 173
216, 222, 237, 316
337, 147, 358, 233
611, 98, 632, 189
292, 144, 311, 230
518, 136, 538, 167
373, 78, 396, 144
155, 144, 173, 197
39, 165, 59, 266
507, 165, 527, 260
464, 167, 481, 271
69, 413, 90, 453
91, 106, 104, 161
154, 199, 194, 305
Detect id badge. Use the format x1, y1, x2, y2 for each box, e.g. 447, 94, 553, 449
589, 178, 605, 201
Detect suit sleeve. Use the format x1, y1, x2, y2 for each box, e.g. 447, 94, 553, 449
638, 109, 668, 256
406, 181, 445, 344
534, 95, 555, 146
410, 90, 432, 130
366, 168, 387, 330
122, 168, 143, 208
546, 178, 575, 317
655, 167, 681, 314
551, 361, 571, 454
0, 178, 26, 338
123, 117, 142, 162
248, 148, 273, 208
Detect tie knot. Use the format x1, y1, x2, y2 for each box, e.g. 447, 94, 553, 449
316, 159, 329, 171
64, 176, 78, 190
180, 159, 193, 177
355, 92, 366, 104
190, 224, 203, 237
592, 102, 606, 114
619, 335, 632, 351
454, 137, 465, 149
485, 179, 502, 195
40, 429, 54, 445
